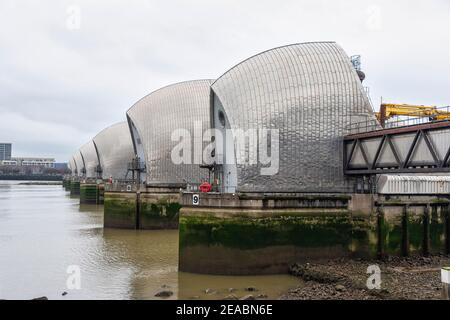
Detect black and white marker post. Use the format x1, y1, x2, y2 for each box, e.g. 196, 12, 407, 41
443, 267, 450, 300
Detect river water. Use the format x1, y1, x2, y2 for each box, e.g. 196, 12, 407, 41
0, 181, 300, 300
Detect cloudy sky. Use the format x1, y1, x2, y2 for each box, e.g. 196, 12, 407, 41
1, 0, 449, 162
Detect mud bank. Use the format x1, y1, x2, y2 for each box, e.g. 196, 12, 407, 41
280, 255, 450, 300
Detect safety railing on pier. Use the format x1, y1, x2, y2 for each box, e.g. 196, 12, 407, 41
185, 183, 202, 193
346, 117, 382, 135
104, 179, 142, 192
184, 182, 233, 194
80, 177, 103, 184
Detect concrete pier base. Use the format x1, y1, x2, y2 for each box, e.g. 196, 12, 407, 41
178, 193, 450, 275
62, 178, 71, 191
104, 192, 137, 229
80, 183, 103, 204
178, 193, 377, 275
139, 192, 180, 229
179, 208, 362, 275
104, 186, 181, 230
376, 198, 450, 257
69, 180, 80, 196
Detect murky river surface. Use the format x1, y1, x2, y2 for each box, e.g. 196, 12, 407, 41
0, 181, 300, 300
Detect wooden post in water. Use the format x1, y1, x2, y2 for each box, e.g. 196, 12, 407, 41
443, 267, 450, 300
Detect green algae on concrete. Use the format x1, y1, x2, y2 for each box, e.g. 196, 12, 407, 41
139, 196, 180, 230
378, 207, 433, 257
103, 192, 181, 230
70, 181, 80, 196
408, 210, 425, 256
179, 213, 353, 251
104, 192, 137, 229
80, 184, 98, 204
429, 206, 447, 254
179, 193, 450, 275
63, 179, 71, 191
349, 215, 378, 258
378, 208, 404, 257
179, 210, 360, 274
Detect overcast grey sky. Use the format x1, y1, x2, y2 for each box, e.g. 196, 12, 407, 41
1, 0, 449, 162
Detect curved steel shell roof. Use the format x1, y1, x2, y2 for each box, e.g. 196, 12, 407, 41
73, 151, 85, 177
93, 122, 134, 180
211, 42, 375, 193
79, 140, 100, 178
126, 80, 213, 186
68, 157, 76, 176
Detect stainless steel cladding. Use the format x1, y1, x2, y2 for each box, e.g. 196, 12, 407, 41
378, 175, 450, 194
126, 80, 213, 186
69, 157, 77, 176
92, 122, 135, 180
79, 140, 100, 178
73, 151, 85, 177
211, 42, 375, 193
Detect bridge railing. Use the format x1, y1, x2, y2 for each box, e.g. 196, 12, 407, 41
346, 118, 381, 135
346, 105, 450, 135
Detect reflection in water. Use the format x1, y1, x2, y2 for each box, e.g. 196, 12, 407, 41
102, 228, 179, 300
0, 181, 300, 300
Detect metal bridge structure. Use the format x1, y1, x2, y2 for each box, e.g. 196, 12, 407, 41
344, 118, 450, 175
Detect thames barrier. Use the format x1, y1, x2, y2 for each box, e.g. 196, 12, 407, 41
63, 42, 450, 276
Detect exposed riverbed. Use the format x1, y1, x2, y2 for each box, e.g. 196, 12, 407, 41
282, 255, 450, 300
0, 181, 300, 300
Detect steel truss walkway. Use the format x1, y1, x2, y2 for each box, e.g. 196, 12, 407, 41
344, 121, 450, 175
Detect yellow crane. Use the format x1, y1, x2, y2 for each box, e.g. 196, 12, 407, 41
376, 103, 450, 127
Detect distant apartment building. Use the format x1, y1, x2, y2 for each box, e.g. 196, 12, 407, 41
54, 163, 69, 170
0, 143, 58, 169
2, 157, 56, 168
0, 143, 12, 161
1, 160, 17, 165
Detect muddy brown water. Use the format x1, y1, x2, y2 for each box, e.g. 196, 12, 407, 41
0, 181, 300, 300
